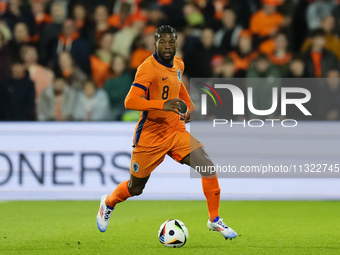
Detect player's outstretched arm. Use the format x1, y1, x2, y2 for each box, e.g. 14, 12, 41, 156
125, 86, 164, 111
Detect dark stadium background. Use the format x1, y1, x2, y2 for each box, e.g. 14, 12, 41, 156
0, 1, 340, 254
1, 0, 340, 121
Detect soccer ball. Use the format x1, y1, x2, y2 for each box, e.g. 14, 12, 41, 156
158, 219, 188, 248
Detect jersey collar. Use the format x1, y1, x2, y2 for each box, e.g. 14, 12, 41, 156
153, 52, 173, 68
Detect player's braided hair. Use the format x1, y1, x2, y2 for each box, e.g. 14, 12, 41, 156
154, 25, 177, 41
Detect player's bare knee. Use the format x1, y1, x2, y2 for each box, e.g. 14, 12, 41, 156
191, 148, 214, 167
195, 154, 214, 168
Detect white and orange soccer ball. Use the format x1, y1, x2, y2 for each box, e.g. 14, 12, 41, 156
158, 219, 189, 248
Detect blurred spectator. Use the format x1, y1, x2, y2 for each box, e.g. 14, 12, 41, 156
211, 54, 224, 77
1, 61, 35, 120
175, 31, 184, 59
108, 2, 132, 30
1, 0, 340, 122
183, 2, 204, 27
320, 69, 340, 120
130, 25, 156, 70
259, 28, 288, 55
209, 56, 246, 120
38, 76, 76, 121
21, 45, 53, 99
246, 54, 281, 119
286, 58, 308, 78
155, 0, 185, 29
146, 4, 167, 27
249, 0, 287, 49
31, 0, 52, 38
71, 3, 90, 35
8, 22, 32, 61
70, 2, 96, 52
0, 0, 6, 16
39, 2, 67, 64
90, 32, 113, 88
247, 53, 281, 78
184, 28, 217, 78
0, 19, 13, 41
306, 0, 335, 31
128, 2, 149, 24
103, 54, 133, 120
302, 28, 339, 77
229, 30, 258, 77
266, 31, 292, 76
112, 0, 140, 16
214, 7, 242, 55
1, 0, 36, 35
51, 19, 91, 74
0, 29, 11, 83
197, 0, 224, 29
228, 0, 260, 28
73, 80, 111, 121
112, 19, 145, 58
57, 51, 87, 91
72, 0, 107, 10
93, 5, 117, 46
331, 2, 340, 34
301, 15, 340, 61
221, 57, 237, 78
279, 0, 298, 17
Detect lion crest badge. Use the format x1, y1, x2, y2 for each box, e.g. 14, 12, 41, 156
177, 69, 181, 82
132, 162, 139, 172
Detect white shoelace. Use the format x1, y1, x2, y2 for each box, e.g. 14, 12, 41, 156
217, 218, 228, 229
104, 207, 113, 220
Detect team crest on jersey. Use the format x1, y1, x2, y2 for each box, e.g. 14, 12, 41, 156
132, 162, 139, 172
177, 69, 181, 82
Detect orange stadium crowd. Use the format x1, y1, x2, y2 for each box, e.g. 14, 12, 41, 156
1, 0, 340, 121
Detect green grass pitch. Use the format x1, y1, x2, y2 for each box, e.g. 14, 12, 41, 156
0, 200, 339, 255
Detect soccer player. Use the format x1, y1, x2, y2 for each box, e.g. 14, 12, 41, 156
96, 25, 237, 240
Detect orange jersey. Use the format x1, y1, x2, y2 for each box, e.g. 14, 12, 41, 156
130, 48, 154, 70
125, 53, 194, 147
249, 10, 284, 37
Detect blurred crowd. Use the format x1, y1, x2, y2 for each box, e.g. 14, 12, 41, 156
1, 0, 340, 121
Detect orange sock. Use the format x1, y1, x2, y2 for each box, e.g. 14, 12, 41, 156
105, 180, 132, 208
201, 174, 220, 222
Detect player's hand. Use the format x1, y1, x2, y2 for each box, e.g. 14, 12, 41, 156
163, 98, 185, 115
181, 111, 193, 123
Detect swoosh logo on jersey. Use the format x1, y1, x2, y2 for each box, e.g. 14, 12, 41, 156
162, 77, 169, 81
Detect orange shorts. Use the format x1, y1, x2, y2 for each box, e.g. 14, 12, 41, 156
130, 131, 203, 178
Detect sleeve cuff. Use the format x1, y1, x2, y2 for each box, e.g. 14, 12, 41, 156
132, 83, 147, 92
157, 101, 165, 110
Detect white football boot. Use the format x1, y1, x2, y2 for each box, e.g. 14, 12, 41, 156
96, 195, 114, 232
207, 217, 237, 240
